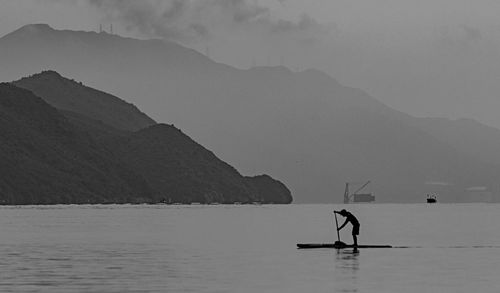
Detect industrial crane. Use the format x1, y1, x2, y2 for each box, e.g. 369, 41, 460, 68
343, 181, 375, 203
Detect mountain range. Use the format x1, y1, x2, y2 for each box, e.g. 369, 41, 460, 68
1, 24, 500, 202
1, 71, 291, 204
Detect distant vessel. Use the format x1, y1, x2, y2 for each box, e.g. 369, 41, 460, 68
343, 181, 375, 203
426, 194, 437, 203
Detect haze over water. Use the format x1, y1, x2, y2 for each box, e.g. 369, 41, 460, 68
0, 204, 499, 292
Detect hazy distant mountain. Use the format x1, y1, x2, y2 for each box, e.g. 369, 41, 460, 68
13, 70, 156, 131
1, 24, 499, 202
413, 117, 500, 166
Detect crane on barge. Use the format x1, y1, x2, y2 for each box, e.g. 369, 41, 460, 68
343, 181, 375, 203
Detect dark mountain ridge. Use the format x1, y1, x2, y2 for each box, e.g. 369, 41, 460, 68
0, 83, 153, 204
111, 124, 291, 204
4, 73, 292, 204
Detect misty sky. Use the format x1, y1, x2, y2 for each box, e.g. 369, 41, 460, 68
2, 0, 500, 128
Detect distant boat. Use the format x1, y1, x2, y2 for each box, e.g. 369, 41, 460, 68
426, 194, 437, 203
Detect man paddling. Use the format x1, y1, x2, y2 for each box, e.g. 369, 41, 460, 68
334, 209, 360, 247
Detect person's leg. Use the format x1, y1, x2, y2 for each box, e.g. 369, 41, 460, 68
352, 224, 359, 246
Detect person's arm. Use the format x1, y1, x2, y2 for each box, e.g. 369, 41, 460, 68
338, 219, 348, 231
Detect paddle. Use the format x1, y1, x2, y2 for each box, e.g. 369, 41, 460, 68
334, 212, 341, 243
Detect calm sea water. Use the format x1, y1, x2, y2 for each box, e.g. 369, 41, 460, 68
0, 204, 499, 293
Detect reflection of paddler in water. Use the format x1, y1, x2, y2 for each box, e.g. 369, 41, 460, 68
334, 249, 360, 293
334, 209, 360, 247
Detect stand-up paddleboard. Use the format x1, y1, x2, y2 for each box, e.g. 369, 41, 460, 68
297, 241, 392, 249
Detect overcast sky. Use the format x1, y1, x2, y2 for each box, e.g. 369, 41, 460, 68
2, 0, 500, 128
